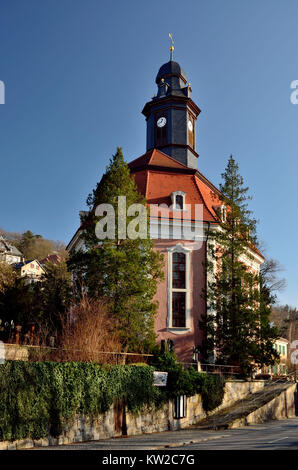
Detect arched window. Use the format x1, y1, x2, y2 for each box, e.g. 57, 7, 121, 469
171, 191, 186, 211
172, 252, 186, 327
167, 244, 190, 331
175, 195, 184, 210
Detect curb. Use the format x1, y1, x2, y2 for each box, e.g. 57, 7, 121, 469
153, 434, 226, 450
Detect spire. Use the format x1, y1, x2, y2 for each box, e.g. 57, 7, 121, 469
142, 53, 201, 170
155, 60, 188, 97
169, 33, 174, 61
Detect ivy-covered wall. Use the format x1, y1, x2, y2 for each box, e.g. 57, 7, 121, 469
0, 361, 160, 441
0, 360, 225, 442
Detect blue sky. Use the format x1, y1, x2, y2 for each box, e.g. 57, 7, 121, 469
0, 0, 297, 306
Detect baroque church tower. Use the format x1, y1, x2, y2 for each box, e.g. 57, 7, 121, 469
142, 59, 201, 169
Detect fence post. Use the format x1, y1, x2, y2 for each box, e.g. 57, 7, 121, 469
15, 325, 22, 345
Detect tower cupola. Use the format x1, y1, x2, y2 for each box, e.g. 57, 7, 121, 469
142, 57, 201, 169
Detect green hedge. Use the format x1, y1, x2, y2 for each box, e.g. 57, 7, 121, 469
0, 361, 161, 442
151, 350, 225, 412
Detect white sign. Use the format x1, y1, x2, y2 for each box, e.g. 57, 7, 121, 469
153, 371, 168, 387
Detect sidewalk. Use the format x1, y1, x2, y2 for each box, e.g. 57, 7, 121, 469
34, 427, 226, 450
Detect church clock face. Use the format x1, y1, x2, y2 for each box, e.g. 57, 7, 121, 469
188, 120, 193, 132
157, 117, 167, 128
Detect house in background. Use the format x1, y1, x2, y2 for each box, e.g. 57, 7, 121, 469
0, 236, 23, 265
13, 259, 45, 284
40, 253, 62, 266
264, 338, 289, 376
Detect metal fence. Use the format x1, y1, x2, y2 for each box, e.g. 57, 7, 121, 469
200, 363, 241, 376
1, 342, 153, 365
179, 361, 241, 377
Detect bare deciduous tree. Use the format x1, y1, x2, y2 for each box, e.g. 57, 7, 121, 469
260, 258, 286, 294
57, 297, 124, 363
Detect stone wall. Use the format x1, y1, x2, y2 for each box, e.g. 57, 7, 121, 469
0, 379, 283, 450
4, 344, 28, 361
230, 383, 297, 428
126, 393, 206, 436
219, 380, 266, 411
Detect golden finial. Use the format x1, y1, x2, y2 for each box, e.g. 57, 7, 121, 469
169, 33, 174, 60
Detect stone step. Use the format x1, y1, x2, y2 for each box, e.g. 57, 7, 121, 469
194, 382, 296, 430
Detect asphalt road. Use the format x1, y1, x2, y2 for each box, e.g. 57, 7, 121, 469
175, 418, 298, 450
35, 417, 298, 451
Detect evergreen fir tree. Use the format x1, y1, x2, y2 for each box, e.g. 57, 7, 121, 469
68, 148, 164, 353
202, 155, 279, 375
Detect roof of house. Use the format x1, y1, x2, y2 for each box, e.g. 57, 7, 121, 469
13, 259, 45, 271
129, 149, 223, 224
40, 253, 62, 265
0, 236, 23, 257
276, 337, 289, 344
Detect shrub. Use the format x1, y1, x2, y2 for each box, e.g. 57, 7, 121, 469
27, 297, 124, 363
56, 297, 123, 363
198, 373, 225, 412
151, 348, 225, 412
108, 365, 161, 412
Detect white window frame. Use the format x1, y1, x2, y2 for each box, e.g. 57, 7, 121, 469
171, 191, 186, 211
167, 243, 191, 334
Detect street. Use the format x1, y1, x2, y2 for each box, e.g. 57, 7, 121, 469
178, 419, 298, 450
35, 417, 298, 451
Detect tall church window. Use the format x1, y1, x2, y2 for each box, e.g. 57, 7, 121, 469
167, 244, 190, 331
172, 252, 186, 288
172, 292, 186, 327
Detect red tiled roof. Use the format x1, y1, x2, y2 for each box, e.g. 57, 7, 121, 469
129, 149, 264, 259
129, 149, 221, 223
129, 149, 189, 171
40, 254, 62, 265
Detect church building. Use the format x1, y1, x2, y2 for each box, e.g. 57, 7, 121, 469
67, 53, 264, 363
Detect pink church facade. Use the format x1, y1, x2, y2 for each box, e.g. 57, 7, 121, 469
153, 238, 207, 363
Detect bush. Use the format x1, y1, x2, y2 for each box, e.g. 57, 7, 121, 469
56, 297, 123, 363
199, 373, 225, 412
151, 349, 225, 412
0, 361, 162, 442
